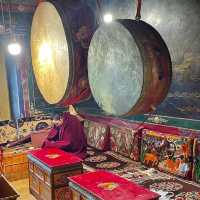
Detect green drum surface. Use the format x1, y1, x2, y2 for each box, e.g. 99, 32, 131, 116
88, 20, 172, 116
88, 22, 143, 116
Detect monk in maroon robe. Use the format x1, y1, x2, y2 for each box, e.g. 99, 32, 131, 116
42, 112, 87, 159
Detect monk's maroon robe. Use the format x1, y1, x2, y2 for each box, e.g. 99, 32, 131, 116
43, 112, 87, 159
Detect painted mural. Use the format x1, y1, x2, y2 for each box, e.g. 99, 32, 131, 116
1, 0, 199, 130
30, 0, 200, 128
105, 0, 200, 120
77, 0, 200, 129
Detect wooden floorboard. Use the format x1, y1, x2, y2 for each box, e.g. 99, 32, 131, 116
10, 179, 36, 200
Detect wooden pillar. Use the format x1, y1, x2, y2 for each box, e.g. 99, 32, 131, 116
0, 46, 11, 121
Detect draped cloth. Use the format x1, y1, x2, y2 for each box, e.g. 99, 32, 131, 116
42, 112, 87, 159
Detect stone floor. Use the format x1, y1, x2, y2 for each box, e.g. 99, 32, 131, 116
10, 179, 36, 200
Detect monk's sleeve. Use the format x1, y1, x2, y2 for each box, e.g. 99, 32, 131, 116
47, 127, 59, 140
44, 130, 71, 150
46, 140, 71, 150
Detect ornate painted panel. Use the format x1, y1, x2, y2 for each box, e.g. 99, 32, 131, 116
84, 120, 110, 151
193, 138, 200, 183
141, 129, 193, 178
110, 126, 141, 161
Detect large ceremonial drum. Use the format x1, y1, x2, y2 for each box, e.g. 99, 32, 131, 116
88, 19, 172, 116
31, 1, 95, 105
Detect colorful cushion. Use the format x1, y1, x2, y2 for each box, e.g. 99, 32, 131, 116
0, 119, 52, 145
20, 119, 52, 134
0, 125, 17, 144
141, 129, 193, 178
193, 138, 200, 183
110, 126, 141, 161
84, 120, 110, 151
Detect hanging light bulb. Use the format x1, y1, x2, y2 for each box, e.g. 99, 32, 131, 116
8, 42, 21, 55
103, 13, 113, 23
6, 0, 22, 56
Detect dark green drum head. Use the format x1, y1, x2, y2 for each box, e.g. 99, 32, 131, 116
88, 21, 143, 116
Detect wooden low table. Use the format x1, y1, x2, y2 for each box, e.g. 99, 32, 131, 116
69, 171, 160, 200
2, 144, 33, 181
28, 148, 83, 200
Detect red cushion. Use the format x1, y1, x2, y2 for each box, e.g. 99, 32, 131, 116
28, 148, 82, 168
69, 171, 159, 200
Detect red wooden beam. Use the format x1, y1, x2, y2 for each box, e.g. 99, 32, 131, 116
36, 0, 45, 6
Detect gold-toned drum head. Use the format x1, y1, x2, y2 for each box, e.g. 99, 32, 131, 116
31, 2, 70, 104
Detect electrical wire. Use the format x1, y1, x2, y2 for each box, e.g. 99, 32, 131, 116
8, 0, 12, 30
6, 0, 13, 40
0, 0, 5, 31
96, 0, 102, 24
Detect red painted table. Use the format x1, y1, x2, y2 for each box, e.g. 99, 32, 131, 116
28, 148, 83, 200
69, 171, 160, 200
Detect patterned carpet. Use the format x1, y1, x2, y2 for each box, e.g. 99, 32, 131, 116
84, 147, 127, 171
84, 147, 200, 200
